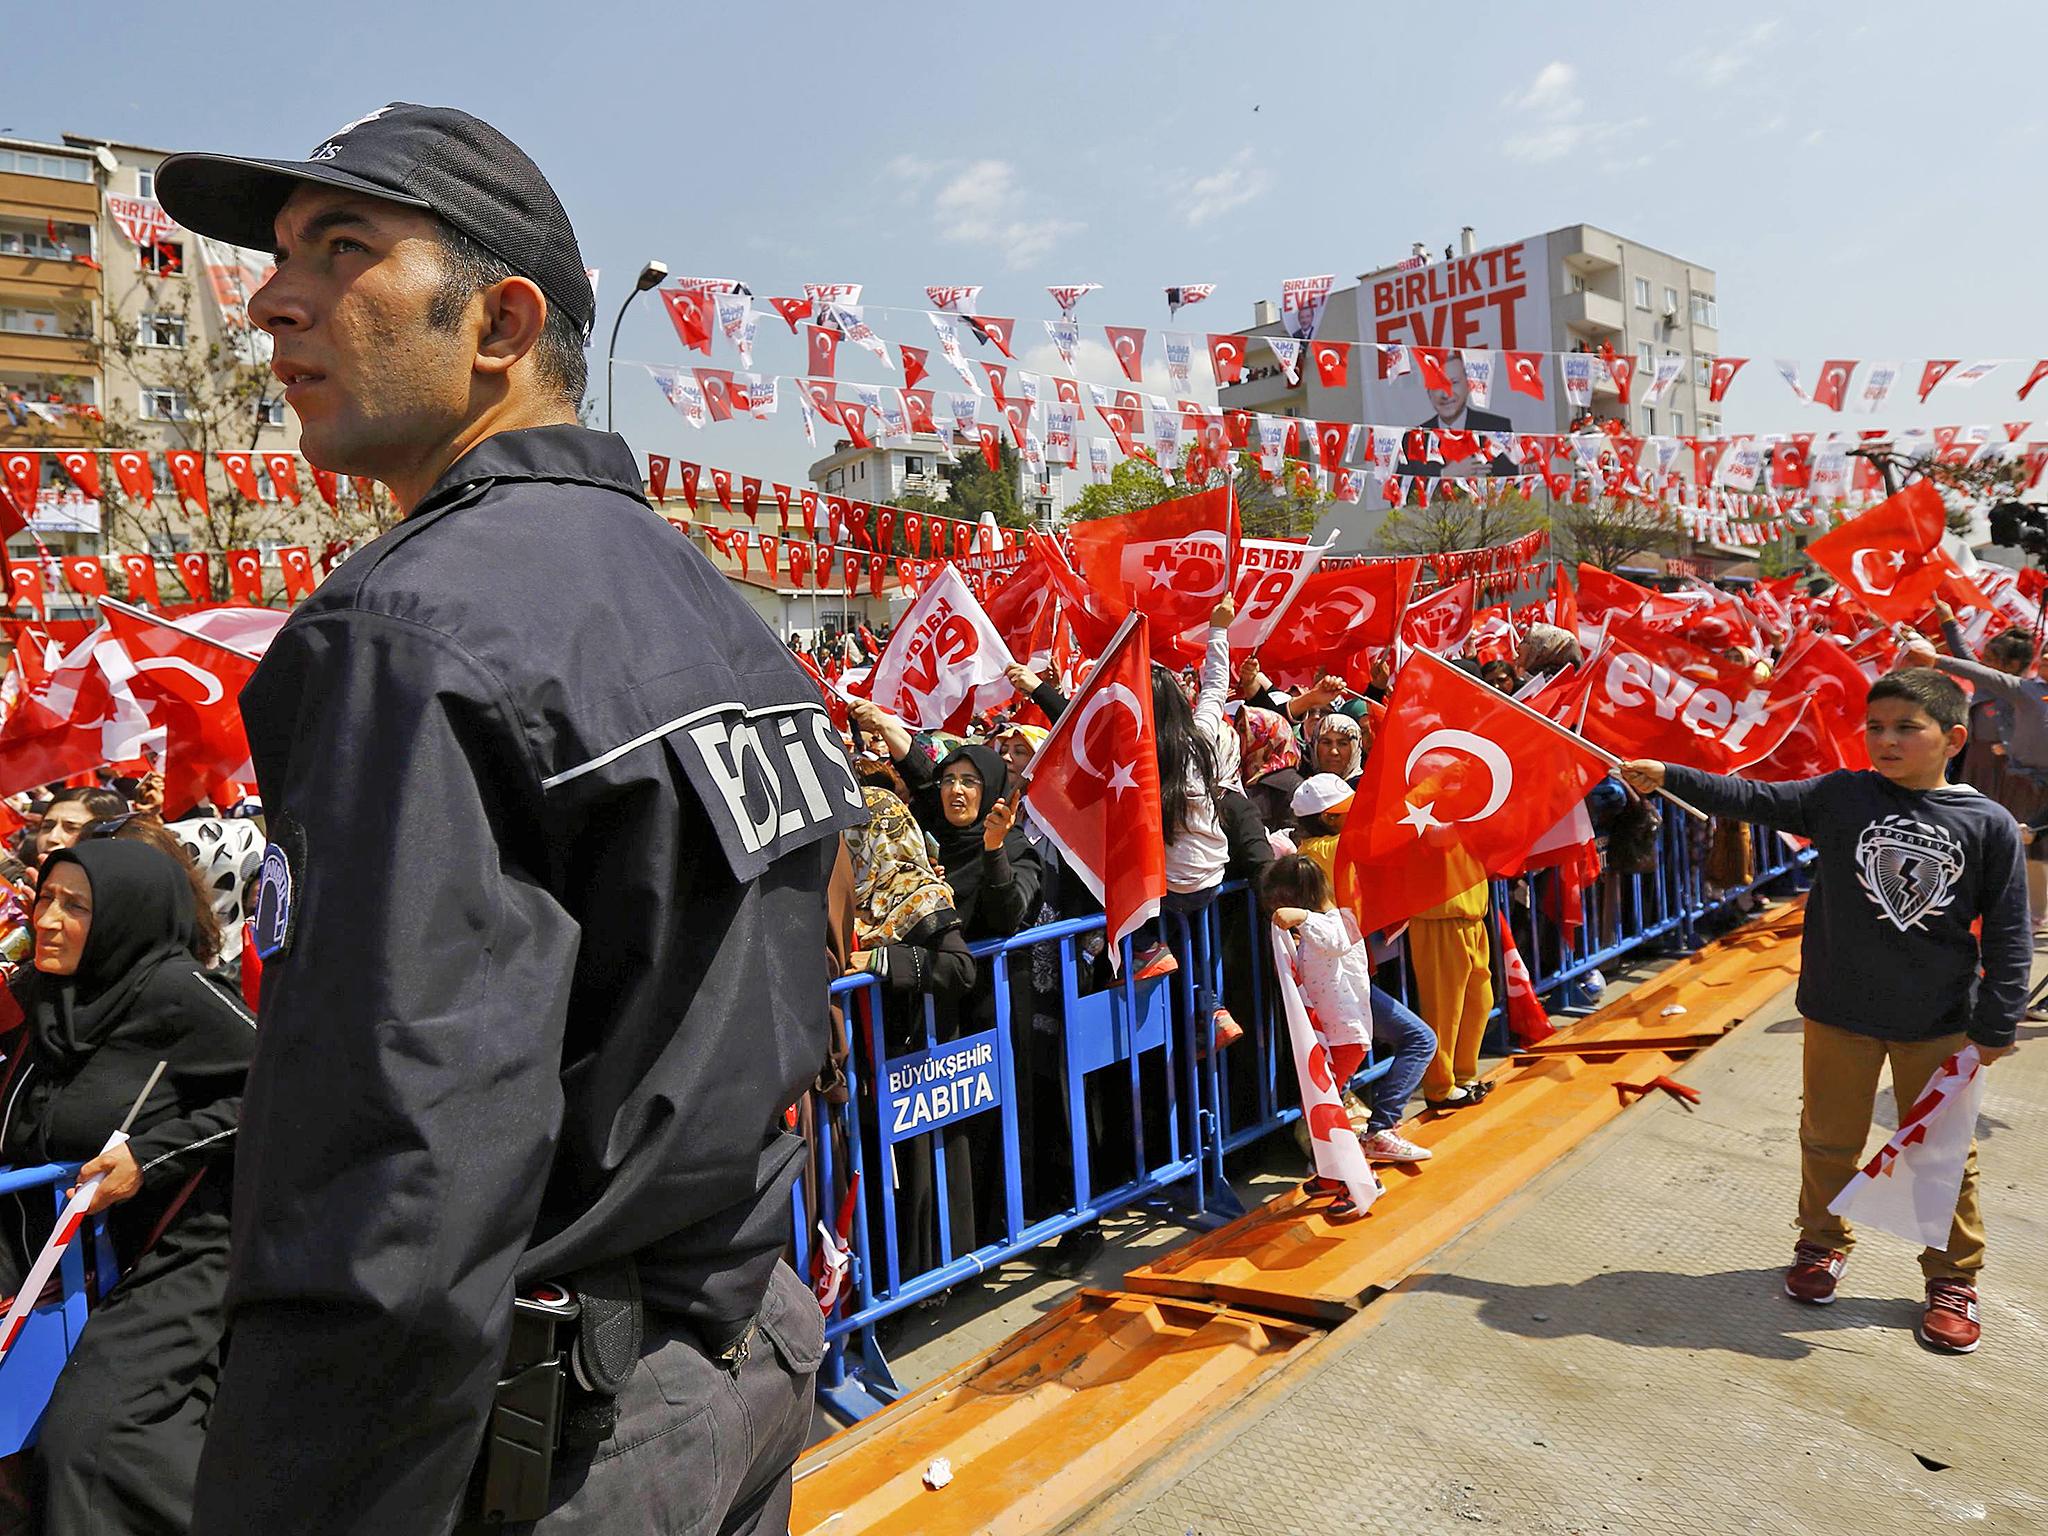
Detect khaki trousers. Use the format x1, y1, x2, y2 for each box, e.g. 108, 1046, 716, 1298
1799, 1018, 1986, 1280
1412, 916, 1494, 1100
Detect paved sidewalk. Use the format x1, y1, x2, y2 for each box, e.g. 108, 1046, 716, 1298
1074, 975, 2048, 1534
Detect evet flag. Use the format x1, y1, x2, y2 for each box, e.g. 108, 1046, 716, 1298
1272, 930, 1382, 1213
1218, 537, 1328, 651
1577, 630, 1808, 773
1829, 1046, 1986, 1247
1025, 613, 1166, 967
1334, 651, 1608, 935
856, 565, 1014, 732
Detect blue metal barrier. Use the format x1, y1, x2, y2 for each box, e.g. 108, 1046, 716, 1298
0, 1162, 99, 1456
799, 802, 1815, 1427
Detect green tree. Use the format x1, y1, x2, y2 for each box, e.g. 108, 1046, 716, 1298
942, 440, 1027, 529
1066, 447, 1328, 536
1550, 492, 1675, 572
1375, 483, 1548, 564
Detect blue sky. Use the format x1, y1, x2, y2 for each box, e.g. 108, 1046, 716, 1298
7, 1, 2044, 488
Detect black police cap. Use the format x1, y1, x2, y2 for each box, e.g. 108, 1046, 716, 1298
155, 103, 595, 336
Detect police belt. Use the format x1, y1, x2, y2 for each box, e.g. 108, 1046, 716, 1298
464, 1259, 763, 1523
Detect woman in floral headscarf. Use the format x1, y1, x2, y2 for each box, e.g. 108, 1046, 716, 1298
1237, 706, 1306, 836
844, 786, 979, 1284
1305, 710, 1364, 784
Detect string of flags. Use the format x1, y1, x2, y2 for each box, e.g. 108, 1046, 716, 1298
0, 540, 339, 621
0, 446, 385, 519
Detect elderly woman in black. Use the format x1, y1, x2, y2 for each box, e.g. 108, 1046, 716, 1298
0, 841, 255, 1534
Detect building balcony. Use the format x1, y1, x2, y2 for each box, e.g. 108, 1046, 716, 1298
1556, 287, 1625, 337
0, 251, 98, 304
0, 328, 95, 372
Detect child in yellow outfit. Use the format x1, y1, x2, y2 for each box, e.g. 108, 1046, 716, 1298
1410, 856, 1495, 1111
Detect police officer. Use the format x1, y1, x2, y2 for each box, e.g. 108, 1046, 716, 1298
156, 105, 863, 1534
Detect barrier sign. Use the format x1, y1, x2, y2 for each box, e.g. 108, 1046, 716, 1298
882, 1027, 1002, 1143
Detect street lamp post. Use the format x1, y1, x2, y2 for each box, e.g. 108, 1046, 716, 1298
605, 260, 669, 432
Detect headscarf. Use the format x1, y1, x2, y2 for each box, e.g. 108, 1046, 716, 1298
170, 816, 265, 963
986, 722, 1048, 765
25, 840, 199, 1072
1306, 712, 1363, 780
847, 787, 957, 948
1238, 707, 1300, 782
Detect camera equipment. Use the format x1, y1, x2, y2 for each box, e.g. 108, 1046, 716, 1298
1987, 500, 2048, 559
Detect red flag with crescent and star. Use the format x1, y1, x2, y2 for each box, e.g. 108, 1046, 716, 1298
1254, 557, 1417, 687
1067, 484, 1238, 659
1806, 479, 1977, 624
1333, 650, 1609, 936
1503, 351, 1546, 400
1104, 326, 1146, 383
100, 598, 277, 816
1023, 611, 1165, 969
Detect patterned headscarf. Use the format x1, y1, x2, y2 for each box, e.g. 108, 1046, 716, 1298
1237, 707, 1300, 782
1306, 712, 1363, 780
170, 816, 266, 964
847, 786, 957, 948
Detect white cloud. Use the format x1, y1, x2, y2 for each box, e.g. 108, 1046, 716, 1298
1508, 61, 1581, 118
1503, 122, 1585, 163
1181, 148, 1270, 229
1699, 21, 1782, 87
889, 157, 1081, 270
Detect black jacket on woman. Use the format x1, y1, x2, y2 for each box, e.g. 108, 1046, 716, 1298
2, 839, 256, 1536
899, 742, 1044, 942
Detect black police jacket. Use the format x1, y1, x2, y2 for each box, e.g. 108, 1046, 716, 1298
192, 426, 864, 1535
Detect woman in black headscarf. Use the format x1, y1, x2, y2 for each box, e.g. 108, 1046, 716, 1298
0, 840, 255, 1535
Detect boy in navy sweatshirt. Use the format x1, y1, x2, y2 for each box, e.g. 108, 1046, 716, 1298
1622, 668, 2025, 1356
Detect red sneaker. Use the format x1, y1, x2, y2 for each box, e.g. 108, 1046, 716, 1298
1784, 1242, 1847, 1304
1918, 1279, 1981, 1354
1196, 1008, 1244, 1059
1131, 941, 1178, 980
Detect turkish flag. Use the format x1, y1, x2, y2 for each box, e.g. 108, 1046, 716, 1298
111, 450, 155, 506
262, 452, 300, 505
1812, 359, 1856, 412
659, 287, 715, 354
697, 370, 735, 423
981, 554, 1055, 660
980, 361, 1009, 405
840, 401, 870, 450
1771, 433, 1813, 490
767, 295, 812, 332
1807, 479, 1969, 624
709, 467, 734, 513
740, 476, 761, 524
225, 548, 265, 605
56, 450, 100, 500
902, 388, 937, 436
100, 599, 278, 817
168, 553, 208, 605
1313, 421, 1352, 472
217, 451, 262, 501
1414, 347, 1453, 394
1096, 403, 1140, 458
278, 546, 316, 600
1333, 650, 1608, 935
900, 343, 928, 389
1312, 341, 1350, 388
1208, 334, 1246, 384
1504, 352, 1546, 400
1916, 359, 1958, 402
1497, 910, 1555, 1046
968, 315, 1016, 358
118, 552, 160, 607
676, 461, 701, 508
1749, 629, 1874, 780
165, 450, 209, 512
771, 482, 793, 530
646, 454, 669, 503
1068, 484, 1238, 649
1707, 357, 1745, 403
1023, 611, 1165, 963
0, 452, 36, 515
2018, 360, 2048, 403
310, 466, 341, 511
1259, 558, 1417, 681
0, 623, 156, 795
60, 556, 108, 600
6, 563, 44, 619
806, 324, 839, 378
1105, 326, 1147, 383
975, 423, 1002, 474
1603, 351, 1636, 404
1576, 629, 1808, 774
855, 565, 1015, 730
1400, 577, 1476, 655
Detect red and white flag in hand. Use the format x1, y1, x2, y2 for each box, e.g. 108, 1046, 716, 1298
1400, 577, 1476, 656
1806, 479, 1975, 624
1220, 537, 1329, 653
1576, 629, 1808, 774
0, 624, 160, 797
1068, 484, 1237, 655
1333, 651, 1610, 936
1749, 630, 1874, 780
1828, 1046, 1987, 1247
1496, 909, 1554, 1046
1024, 612, 1166, 968
854, 565, 1014, 732
812, 1171, 861, 1318
1258, 558, 1419, 685
1272, 929, 1382, 1214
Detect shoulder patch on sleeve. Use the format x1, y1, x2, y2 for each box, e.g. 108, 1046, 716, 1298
672, 700, 867, 883
252, 812, 305, 960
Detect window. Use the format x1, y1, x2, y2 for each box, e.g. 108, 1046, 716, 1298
1700, 415, 1720, 437
0, 306, 61, 336
1673, 411, 1685, 436
0, 225, 70, 260
825, 471, 843, 492
905, 455, 925, 475
1637, 341, 1654, 370
139, 387, 189, 421
0, 148, 91, 183
1690, 293, 1718, 327
255, 398, 286, 426
138, 311, 186, 348
136, 167, 155, 201
1663, 285, 1679, 315
1633, 276, 1652, 309
1643, 407, 1656, 434
140, 240, 185, 276
1695, 354, 1716, 387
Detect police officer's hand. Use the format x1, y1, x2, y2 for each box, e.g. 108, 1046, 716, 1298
983, 789, 1020, 851
73, 1142, 143, 1214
